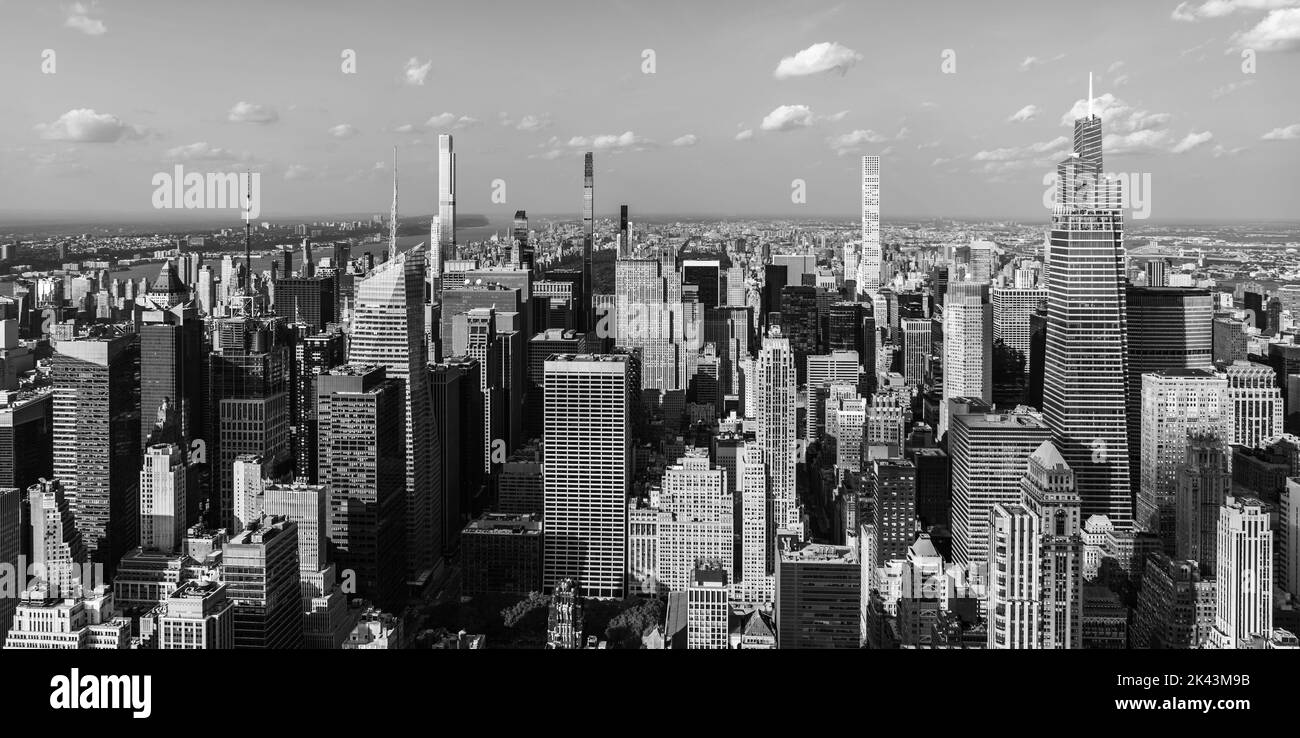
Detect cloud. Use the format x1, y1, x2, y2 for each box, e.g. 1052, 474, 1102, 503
916, 140, 942, 149
734, 129, 754, 141
403, 57, 433, 86
425, 112, 479, 130
972, 136, 1071, 163
672, 134, 698, 147
1007, 104, 1040, 122
1171, 130, 1215, 153
1107, 60, 1126, 73
1212, 143, 1248, 156
761, 105, 815, 131
327, 124, 359, 139
501, 113, 552, 132
535, 131, 654, 158
1173, 0, 1299, 22
567, 131, 653, 151
227, 101, 279, 124
1262, 123, 1300, 139
1232, 8, 1300, 51
284, 164, 315, 181
1212, 79, 1256, 98
826, 129, 889, 156
1019, 53, 1066, 71
773, 41, 863, 79
64, 2, 106, 35
931, 157, 953, 167
393, 123, 419, 134
165, 142, 249, 161
34, 108, 146, 142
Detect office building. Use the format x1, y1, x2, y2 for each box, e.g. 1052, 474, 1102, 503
461, 513, 542, 595
50, 330, 140, 568
1214, 496, 1272, 648
543, 355, 631, 599
774, 538, 861, 649
349, 247, 440, 585
225, 516, 303, 649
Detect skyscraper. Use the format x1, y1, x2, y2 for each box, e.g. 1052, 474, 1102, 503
991, 286, 1047, 371
349, 247, 441, 587
1225, 360, 1282, 448
1124, 286, 1214, 493
901, 318, 931, 387
582, 152, 594, 332
1214, 496, 1273, 648
543, 354, 630, 599
51, 330, 140, 568
139, 443, 186, 553
940, 280, 991, 438
436, 134, 456, 283
756, 328, 798, 533
1138, 369, 1230, 549
316, 365, 406, 609
857, 155, 881, 296
1175, 432, 1231, 573
1042, 89, 1133, 527
225, 516, 303, 649
987, 502, 1040, 649
1020, 440, 1083, 649
949, 403, 1052, 568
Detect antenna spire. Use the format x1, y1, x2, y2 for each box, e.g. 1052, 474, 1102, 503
389, 146, 399, 261
1087, 72, 1093, 118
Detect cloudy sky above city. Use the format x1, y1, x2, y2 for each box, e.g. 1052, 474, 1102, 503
0, 0, 1298, 222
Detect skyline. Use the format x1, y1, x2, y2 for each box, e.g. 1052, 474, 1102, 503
0, 0, 1297, 223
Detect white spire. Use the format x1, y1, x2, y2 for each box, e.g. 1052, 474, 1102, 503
1087, 71, 1093, 118
389, 146, 398, 261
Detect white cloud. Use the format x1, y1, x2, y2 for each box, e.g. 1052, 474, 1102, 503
165, 142, 248, 161
672, 134, 698, 147
734, 129, 754, 141
760, 105, 815, 132
1007, 104, 1040, 122
826, 129, 889, 156
425, 112, 479, 130
931, 157, 952, 167
284, 164, 314, 181
504, 114, 551, 133
773, 41, 863, 79
1174, 0, 1299, 22
1212, 79, 1256, 98
35, 108, 145, 142
535, 131, 654, 158
1107, 60, 1126, 73
227, 101, 278, 124
916, 140, 941, 149
403, 57, 432, 86
1019, 53, 1066, 71
393, 123, 419, 134
1262, 123, 1300, 139
1233, 7, 1300, 51
1172, 130, 1214, 153
972, 135, 1070, 163
566, 131, 653, 151
65, 2, 106, 35
1212, 143, 1248, 156
328, 124, 359, 139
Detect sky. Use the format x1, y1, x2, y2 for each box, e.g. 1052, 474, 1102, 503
0, 0, 1298, 223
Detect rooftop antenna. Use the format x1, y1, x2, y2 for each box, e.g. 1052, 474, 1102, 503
389, 146, 398, 262
1087, 71, 1094, 118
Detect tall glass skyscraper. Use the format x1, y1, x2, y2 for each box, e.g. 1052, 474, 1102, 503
1042, 95, 1134, 527
349, 247, 441, 586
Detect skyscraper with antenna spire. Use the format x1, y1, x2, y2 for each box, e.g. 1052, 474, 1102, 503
1042, 74, 1132, 527
582, 152, 594, 332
